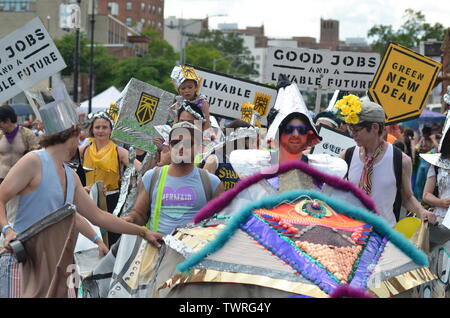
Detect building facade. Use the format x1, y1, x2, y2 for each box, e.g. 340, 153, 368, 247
97, 0, 164, 36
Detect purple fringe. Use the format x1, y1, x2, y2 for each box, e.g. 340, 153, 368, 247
330, 285, 374, 298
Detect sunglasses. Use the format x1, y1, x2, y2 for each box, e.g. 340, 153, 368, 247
282, 125, 310, 135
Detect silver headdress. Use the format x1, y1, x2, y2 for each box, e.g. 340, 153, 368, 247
170, 65, 201, 90
180, 101, 206, 122
39, 83, 78, 135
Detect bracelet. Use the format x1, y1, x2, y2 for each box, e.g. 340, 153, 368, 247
91, 235, 101, 243
138, 226, 147, 238
1, 224, 12, 235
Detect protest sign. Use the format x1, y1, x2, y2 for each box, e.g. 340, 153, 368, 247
310, 124, 356, 157
111, 78, 175, 153
0, 17, 66, 103
368, 43, 441, 124
193, 66, 277, 126
264, 47, 380, 91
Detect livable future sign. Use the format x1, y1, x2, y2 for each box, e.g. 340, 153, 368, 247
0, 17, 66, 103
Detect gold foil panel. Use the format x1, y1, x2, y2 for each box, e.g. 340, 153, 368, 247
121, 242, 159, 290
173, 226, 224, 252
159, 268, 328, 298
369, 267, 437, 298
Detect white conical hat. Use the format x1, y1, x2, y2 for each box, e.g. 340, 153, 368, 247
325, 90, 340, 112
420, 110, 450, 169
266, 75, 321, 144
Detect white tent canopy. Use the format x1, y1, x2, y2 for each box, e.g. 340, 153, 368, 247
77, 86, 121, 115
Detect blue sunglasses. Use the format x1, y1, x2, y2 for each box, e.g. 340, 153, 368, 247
282, 124, 310, 135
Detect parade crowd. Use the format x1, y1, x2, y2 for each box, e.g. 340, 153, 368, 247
0, 65, 449, 298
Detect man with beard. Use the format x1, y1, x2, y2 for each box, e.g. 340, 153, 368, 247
277, 113, 320, 165
124, 122, 224, 235
265, 75, 322, 166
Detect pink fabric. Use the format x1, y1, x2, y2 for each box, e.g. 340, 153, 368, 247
330, 285, 373, 298
194, 160, 380, 224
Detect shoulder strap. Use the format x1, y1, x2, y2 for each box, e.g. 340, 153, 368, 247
392, 146, 403, 221
198, 167, 213, 202
149, 166, 162, 198
146, 165, 169, 231
343, 146, 356, 180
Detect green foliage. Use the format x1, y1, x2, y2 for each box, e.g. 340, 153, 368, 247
368, 9, 446, 56
55, 27, 178, 95
54, 33, 117, 94
111, 26, 178, 93
185, 29, 259, 79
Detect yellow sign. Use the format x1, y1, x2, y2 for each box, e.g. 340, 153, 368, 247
108, 102, 119, 123
241, 102, 254, 123
240, 102, 262, 127
368, 43, 441, 124
135, 92, 159, 126
253, 92, 271, 117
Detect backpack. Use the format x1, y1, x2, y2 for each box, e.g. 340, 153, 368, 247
433, 165, 439, 197
344, 145, 403, 221
145, 165, 213, 231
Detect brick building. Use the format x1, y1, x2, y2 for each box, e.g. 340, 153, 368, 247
97, 0, 164, 37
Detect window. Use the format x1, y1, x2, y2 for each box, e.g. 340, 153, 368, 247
126, 2, 132, 10
141, 2, 145, 11
126, 17, 132, 26
158, 7, 162, 15
0, 1, 32, 12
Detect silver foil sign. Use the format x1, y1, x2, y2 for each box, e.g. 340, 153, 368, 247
111, 78, 175, 153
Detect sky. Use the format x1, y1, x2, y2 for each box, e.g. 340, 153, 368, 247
164, 0, 449, 43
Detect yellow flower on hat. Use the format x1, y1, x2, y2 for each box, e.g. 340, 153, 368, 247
340, 105, 351, 116
345, 112, 360, 124
335, 94, 362, 124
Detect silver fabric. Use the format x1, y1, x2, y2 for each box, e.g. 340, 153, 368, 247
113, 147, 137, 217
111, 78, 175, 153
163, 236, 193, 258
39, 100, 78, 135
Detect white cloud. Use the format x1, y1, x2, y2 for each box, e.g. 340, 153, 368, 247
165, 0, 448, 43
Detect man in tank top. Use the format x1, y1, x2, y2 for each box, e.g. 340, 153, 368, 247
338, 98, 436, 227
0, 100, 163, 297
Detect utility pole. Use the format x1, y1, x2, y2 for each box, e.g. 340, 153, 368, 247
441, 28, 450, 112
88, 0, 96, 114
73, 0, 81, 103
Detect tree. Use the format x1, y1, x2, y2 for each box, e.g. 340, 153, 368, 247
367, 9, 446, 56
54, 33, 118, 94
111, 26, 178, 93
185, 29, 258, 79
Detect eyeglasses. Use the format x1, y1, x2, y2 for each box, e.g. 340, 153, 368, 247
282, 125, 310, 135
347, 124, 368, 134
